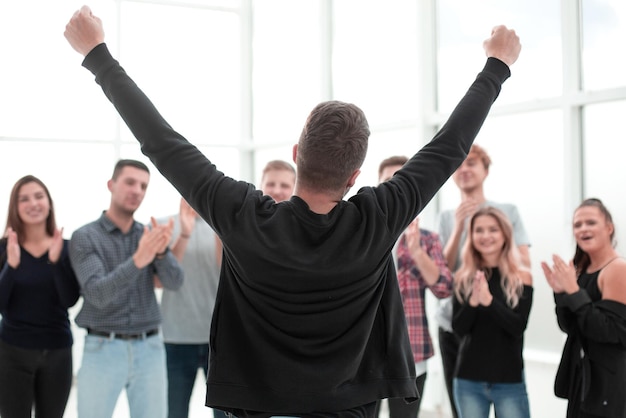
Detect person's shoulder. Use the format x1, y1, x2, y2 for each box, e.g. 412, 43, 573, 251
420, 228, 439, 238
519, 269, 533, 287
604, 257, 626, 277
72, 219, 99, 234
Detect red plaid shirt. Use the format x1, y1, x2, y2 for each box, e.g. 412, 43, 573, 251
396, 229, 452, 363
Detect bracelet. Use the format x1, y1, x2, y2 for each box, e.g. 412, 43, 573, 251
180, 233, 191, 239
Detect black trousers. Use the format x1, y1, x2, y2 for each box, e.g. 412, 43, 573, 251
374, 372, 427, 418
0, 339, 73, 418
438, 328, 460, 418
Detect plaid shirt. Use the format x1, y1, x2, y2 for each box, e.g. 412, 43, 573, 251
396, 229, 452, 363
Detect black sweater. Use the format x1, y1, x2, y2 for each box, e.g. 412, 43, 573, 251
0, 240, 80, 349
452, 268, 533, 383
81, 43, 511, 416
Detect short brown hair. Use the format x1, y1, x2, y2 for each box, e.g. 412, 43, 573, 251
378, 156, 408, 179
296, 101, 370, 193
468, 144, 491, 170
262, 160, 296, 178
4, 175, 57, 244
112, 159, 150, 180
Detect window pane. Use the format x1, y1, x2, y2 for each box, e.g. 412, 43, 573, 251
119, 2, 241, 146
581, 0, 626, 90
0, 0, 119, 140
161, 0, 241, 8
583, 101, 626, 250
0, 142, 117, 235
252, 0, 323, 146
333, 0, 420, 126
437, 0, 562, 112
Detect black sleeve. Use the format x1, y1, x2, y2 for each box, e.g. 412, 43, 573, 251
556, 290, 626, 347
452, 295, 479, 336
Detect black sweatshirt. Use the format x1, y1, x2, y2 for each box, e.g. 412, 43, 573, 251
452, 268, 533, 383
81, 43, 511, 416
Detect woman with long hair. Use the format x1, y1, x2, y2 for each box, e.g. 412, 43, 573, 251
0, 175, 80, 418
452, 206, 533, 418
542, 198, 626, 417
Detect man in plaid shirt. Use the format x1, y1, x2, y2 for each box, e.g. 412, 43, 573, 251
377, 156, 453, 418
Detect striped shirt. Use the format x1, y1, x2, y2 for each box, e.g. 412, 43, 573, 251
69, 212, 183, 333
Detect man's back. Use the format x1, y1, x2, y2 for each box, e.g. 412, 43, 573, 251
79, 46, 511, 415
65, 8, 520, 414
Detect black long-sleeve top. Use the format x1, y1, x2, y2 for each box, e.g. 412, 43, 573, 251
0, 240, 80, 349
80, 43, 511, 416
554, 269, 626, 416
452, 268, 533, 383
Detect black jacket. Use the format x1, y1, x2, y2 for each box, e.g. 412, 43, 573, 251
554, 276, 626, 417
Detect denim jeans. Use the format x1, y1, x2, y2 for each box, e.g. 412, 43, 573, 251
77, 333, 167, 418
165, 342, 228, 418
453, 377, 530, 418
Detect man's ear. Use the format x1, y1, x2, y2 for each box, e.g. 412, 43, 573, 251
292, 144, 298, 164
107, 179, 114, 192
346, 169, 361, 187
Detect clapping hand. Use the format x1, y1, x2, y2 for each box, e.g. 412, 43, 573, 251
6, 227, 20, 269
541, 255, 578, 294
469, 270, 493, 307
48, 228, 64, 264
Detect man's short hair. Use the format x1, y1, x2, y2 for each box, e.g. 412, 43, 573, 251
378, 156, 408, 179
296, 101, 370, 193
112, 159, 150, 180
262, 160, 296, 178
468, 144, 491, 170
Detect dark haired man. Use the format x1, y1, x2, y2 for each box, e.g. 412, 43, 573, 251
65, 7, 521, 417
70, 159, 184, 418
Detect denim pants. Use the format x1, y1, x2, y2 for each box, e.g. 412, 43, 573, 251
453, 377, 530, 418
77, 333, 167, 418
165, 342, 228, 418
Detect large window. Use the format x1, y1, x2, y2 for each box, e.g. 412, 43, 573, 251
1, 0, 626, 382
0, 0, 245, 226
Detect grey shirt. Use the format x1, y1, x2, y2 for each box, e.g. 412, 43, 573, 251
158, 214, 220, 343
70, 212, 183, 333
436, 200, 531, 331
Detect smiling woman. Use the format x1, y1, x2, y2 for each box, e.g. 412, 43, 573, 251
541, 198, 626, 418
0, 175, 81, 418
451, 206, 534, 418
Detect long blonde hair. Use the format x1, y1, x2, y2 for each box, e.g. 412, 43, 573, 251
454, 206, 526, 308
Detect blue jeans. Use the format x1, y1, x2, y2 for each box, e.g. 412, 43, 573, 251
77, 333, 167, 418
453, 377, 530, 418
165, 343, 228, 418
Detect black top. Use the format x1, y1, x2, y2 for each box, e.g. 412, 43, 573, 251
554, 268, 626, 416
81, 43, 511, 416
452, 267, 533, 383
0, 240, 80, 349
